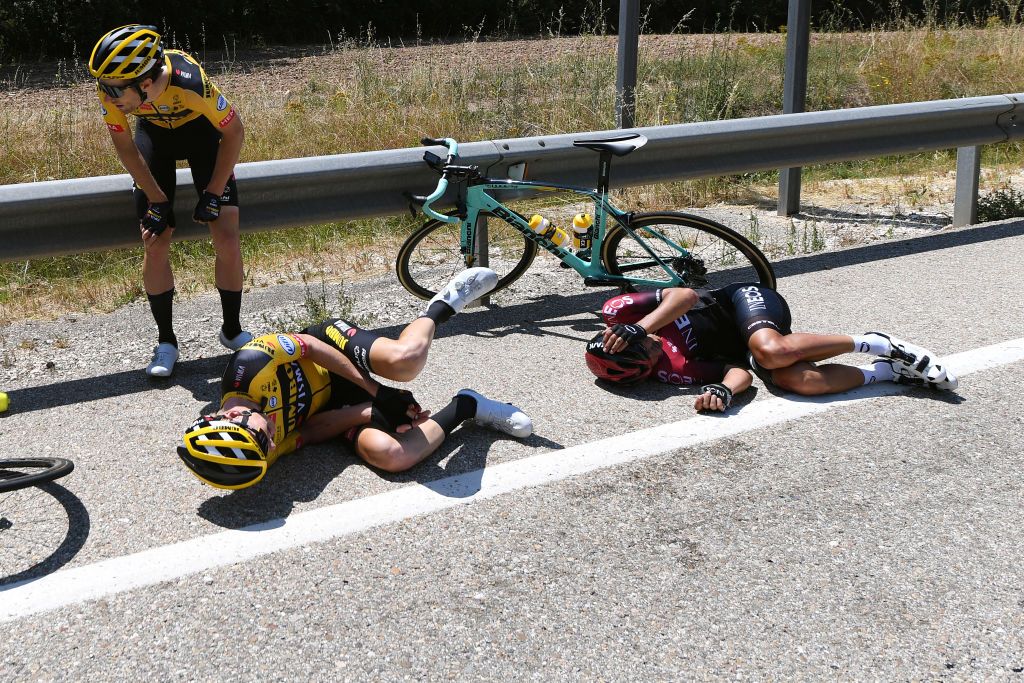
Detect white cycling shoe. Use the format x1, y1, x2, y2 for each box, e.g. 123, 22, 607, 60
219, 329, 254, 351
146, 342, 179, 377
428, 267, 498, 314
877, 358, 959, 391
865, 331, 948, 384
457, 388, 533, 438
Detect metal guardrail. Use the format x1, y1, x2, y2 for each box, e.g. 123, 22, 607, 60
0, 93, 1020, 261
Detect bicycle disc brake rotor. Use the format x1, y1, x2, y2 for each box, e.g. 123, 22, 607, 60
673, 254, 708, 286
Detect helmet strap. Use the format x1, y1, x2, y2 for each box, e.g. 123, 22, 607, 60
132, 82, 148, 103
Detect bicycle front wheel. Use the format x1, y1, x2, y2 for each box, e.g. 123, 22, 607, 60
396, 212, 537, 300
601, 212, 776, 291
0, 458, 74, 493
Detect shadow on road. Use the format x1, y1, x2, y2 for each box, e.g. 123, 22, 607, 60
0, 480, 91, 588
6, 219, 1019, 412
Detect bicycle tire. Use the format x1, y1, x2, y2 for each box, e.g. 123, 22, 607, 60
0, 458, 74, 493
396, 211, 537, 300
601, 211, 776, 292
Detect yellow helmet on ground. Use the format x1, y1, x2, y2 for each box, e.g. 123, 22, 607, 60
177, 416, 270, 490
89, 24, 164, 80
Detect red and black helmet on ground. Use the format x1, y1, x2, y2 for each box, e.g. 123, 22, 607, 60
584, 332, 657, 384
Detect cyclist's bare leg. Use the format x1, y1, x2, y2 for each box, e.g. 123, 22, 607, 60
770, 361, 866, 395
368, 317, 437, 382
354, 420, 446, 473
142, 227, 175, 294
749, 328, 855, 369
208, 206, 244, 291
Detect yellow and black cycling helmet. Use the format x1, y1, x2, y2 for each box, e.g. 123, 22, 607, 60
88, 24, 164, 80
177, 415, 270, 490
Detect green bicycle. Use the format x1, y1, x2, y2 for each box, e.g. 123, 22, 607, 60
396, 134, 775, 299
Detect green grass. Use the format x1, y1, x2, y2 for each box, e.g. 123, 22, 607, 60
3, 22, 1024, 322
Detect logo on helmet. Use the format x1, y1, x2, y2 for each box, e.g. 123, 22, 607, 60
277, 334, 296, 355
584, 332, 657, 385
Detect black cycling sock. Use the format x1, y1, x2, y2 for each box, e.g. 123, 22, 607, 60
218, 287, 243, 339
420, 300, 456, 326
430, 394, 477, 435
147, 287, 177, 347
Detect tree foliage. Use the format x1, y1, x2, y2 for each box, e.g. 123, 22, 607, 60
0, 1, 1015, 63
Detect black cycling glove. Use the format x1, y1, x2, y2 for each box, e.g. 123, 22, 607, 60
193, 191, 222, 223
611, 322, 647, 347
699, 383, 733, 409
373, 385, 420, 432
141, 201, 172, 236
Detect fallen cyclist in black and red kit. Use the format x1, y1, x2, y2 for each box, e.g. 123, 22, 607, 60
584, 284, 958, 412
178, 267, 532, 490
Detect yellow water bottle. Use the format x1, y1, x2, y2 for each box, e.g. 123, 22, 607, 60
528, 214, 572, 249
571, 213, 593, 251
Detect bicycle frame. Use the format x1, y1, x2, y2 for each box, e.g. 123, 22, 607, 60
455, 178, 690, 288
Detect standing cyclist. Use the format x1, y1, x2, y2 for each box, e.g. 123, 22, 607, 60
88, 24, 250, 377
585, 284, 958, 411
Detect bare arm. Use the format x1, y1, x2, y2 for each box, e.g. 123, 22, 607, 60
206, 114, 243, 195
293, 333, 380, 396
298, 403, 372, 447
604, 287, 699, 353
109, 129, 167, 203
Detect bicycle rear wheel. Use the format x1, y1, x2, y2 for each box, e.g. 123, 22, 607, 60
0, 458, 74, 493
601, 211, 776, 291
396, 212, 537, 300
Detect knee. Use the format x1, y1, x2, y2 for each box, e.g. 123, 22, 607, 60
143, 236, 172, 259
209, 218, 240, 249
358, 432, 414, 473
750, 336, 795, 370
381, 340, 429, 383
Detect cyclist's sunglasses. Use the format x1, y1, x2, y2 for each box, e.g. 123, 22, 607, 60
97, 79, 142, 99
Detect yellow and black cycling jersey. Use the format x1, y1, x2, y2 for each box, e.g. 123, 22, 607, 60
219, 334, 332, 458
97, 50, 238, 133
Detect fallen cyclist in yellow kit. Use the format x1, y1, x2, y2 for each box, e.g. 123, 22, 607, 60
178, 267, 532, 490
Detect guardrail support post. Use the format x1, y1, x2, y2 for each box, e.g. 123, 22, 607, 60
476, 215, 491, 306
777, 0, 811, 216
953, 145, 981, 227
615, 0, 640, 129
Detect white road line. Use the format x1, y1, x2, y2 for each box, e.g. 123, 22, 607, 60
2, 338, 1022, 622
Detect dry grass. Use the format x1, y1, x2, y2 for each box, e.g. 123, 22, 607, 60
1, 26, 1024, 323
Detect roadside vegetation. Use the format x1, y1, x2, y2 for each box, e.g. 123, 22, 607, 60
2, 16, 1024, 321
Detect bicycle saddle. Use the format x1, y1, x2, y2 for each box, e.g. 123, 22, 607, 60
572, 133, 648, 157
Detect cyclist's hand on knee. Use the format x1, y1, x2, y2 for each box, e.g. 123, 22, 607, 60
193, 191, 222, 223
695, 383, 733, 412
374, 385, 421, 431
140, 201, 172, 238
394, 409, 431, 433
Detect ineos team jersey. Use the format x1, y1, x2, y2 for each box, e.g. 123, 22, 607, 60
97, 50, 238, 133
219, 334, 332, 457
600, 290, 734, 386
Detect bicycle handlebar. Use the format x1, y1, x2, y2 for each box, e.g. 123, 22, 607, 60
418, 137, 460, 223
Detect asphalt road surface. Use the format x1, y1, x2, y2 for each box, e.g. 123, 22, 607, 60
1, 218, 1022, 680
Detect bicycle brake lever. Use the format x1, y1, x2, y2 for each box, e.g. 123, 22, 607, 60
403, 192, 429, 218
